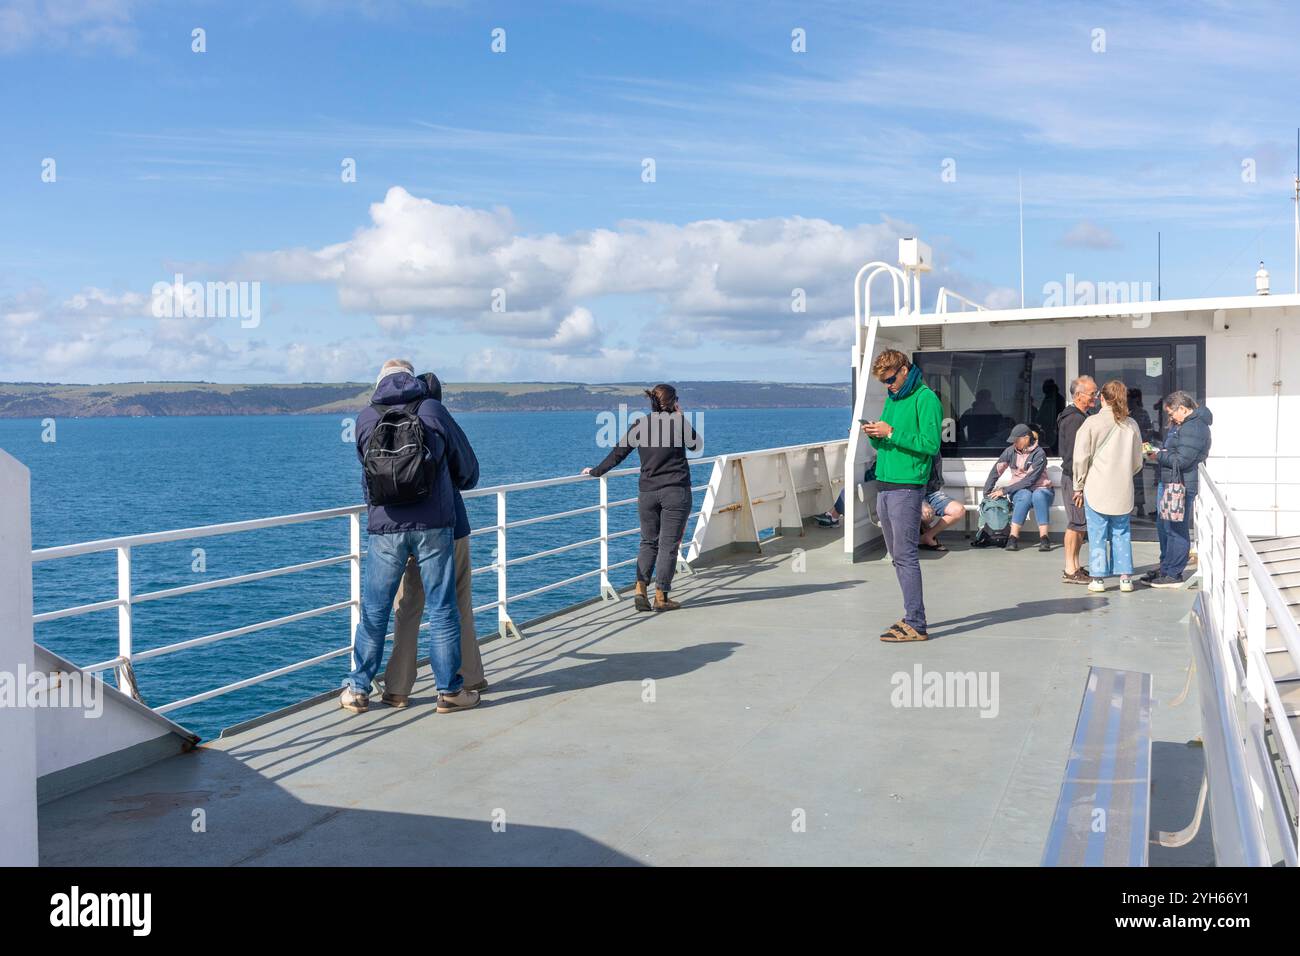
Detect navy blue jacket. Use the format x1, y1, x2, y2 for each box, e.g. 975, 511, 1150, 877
356, 372, 479, 534
1155, 406, 1213, 496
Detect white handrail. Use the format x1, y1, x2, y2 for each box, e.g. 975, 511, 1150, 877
1193, 463, 1300, 866
935, 288, 986, 313
29, 439, 839, 721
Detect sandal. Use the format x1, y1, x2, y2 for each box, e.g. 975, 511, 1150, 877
880, 621, 929, 642
919, 541, 947, 552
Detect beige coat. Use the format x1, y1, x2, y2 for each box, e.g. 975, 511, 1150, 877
1072, 412, 1143, 516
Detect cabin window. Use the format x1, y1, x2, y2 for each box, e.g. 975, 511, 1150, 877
914, 348, 1068, 456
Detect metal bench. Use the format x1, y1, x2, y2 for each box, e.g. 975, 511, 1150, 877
1041, 666, 1154, 866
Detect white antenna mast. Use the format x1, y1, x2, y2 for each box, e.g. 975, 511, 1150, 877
1293, 127, 1298, 294
1018, 171, 1025, 308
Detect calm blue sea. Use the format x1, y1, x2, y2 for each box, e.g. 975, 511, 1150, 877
2, 407, 847, 740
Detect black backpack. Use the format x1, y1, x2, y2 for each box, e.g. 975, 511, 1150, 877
363, 400, 437, 506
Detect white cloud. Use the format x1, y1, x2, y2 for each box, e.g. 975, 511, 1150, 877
0, 0, 139, 55
237, 186, 982, 348
1060, 221, 1121, 250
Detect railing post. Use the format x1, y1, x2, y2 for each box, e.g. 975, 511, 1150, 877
599, 475, 618, 602
1221, 510, 1238, 648
497, 491, 522, 640
348, 512, 361, 668
115, 545, 139, 701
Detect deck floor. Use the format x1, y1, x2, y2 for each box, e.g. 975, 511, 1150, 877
38, 525, 1213, 866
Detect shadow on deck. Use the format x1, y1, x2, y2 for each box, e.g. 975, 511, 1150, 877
38, 524, 1211, 866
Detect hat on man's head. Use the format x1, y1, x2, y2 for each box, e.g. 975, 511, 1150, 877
1009, 423, 1032, 441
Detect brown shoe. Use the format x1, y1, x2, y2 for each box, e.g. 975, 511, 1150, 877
880, 621, 929, 642
382, 693, 409, 709
436, 688, 480, 714
1063, 568, 1092, 585
654, 587, 681, 611
634, 581, 653, 612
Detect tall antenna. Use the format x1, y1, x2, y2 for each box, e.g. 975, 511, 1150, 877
1293, 127, 1298, 294
1018, 171, 1025, 308
1157, 231, 1162, 300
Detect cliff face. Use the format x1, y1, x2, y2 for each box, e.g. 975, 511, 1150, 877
0, 381, 851, 418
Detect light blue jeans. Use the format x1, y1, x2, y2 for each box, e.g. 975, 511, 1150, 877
1010, 486, 1054, 530
346, 528, 462, 695
1085, 503, 1133, 578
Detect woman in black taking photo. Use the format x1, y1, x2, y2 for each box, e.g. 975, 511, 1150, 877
582, 384, 703, 612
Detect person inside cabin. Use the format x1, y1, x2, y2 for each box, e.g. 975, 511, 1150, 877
958, 389, 1005, 449
582, 384, 702, 612
341, 359, 481, 716
1057, 375, 1097, 584
1128, 387, 1157, 516
1142, 391, 1212, 588
383, 372, 488, 708
862, 349, 943, 642
983, 423, 1054, 552
919, 454, 964, 551
1033, 379, 1065, 452
1071, 379, 1144, 593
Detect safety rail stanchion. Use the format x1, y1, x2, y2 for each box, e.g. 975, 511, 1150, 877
599, 475, 618, 602
115, 545, 138, 701
497, 490, 522, 640
348, 512, 362, 669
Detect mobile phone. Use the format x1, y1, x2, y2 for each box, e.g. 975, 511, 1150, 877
859, 418, 876, 425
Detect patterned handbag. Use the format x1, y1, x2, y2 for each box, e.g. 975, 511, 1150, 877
1158, 481, 1186, 522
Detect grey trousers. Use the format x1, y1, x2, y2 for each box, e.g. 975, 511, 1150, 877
876, 487, 927, 631
637, 484, 692, 592
385, 535, 485, 695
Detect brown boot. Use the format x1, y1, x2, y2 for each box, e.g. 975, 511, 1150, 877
634, 581, 653, 612
654, 587, 681, 611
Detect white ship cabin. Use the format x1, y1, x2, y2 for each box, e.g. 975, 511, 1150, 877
843, 239, 1300, 550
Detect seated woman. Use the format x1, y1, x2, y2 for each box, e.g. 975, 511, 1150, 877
982, 423, 1054, 552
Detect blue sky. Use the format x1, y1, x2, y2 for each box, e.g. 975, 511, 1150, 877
2, 0, 1299, 384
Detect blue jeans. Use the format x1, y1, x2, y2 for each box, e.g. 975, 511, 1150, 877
346, 528, 462, 695
877, 487, 926, 631
1157, 485, 1196, 579
1085, 503, 1133, 578
1010, 486, 1054, 530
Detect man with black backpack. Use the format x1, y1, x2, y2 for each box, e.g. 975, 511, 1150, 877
341, 359, 481, 715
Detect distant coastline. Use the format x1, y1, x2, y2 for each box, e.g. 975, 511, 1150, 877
0, 380, 851, 419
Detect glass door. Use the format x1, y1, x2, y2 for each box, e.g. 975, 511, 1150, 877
1079, 337, 1205, 442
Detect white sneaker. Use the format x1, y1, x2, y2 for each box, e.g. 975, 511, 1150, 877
1088, 579, 1106, 593
339, 687, 369, 713
1119, 577, 1134, 593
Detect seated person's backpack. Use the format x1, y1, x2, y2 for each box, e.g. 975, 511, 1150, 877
971, 496, 1012, 548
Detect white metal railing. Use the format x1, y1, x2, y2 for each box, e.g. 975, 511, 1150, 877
1192, 463, 1300, 866
935, 288, 986, 314
29, 441, 835, 719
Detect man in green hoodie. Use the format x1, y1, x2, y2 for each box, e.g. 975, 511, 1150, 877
862, 349, 944, 641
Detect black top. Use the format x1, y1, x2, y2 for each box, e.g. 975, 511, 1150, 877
1056, 404, 1090, 478
590, 411, 703, 491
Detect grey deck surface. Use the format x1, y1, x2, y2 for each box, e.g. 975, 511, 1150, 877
39, 526, 1212, 866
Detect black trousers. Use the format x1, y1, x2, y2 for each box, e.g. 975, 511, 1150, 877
637, 484, 692, 591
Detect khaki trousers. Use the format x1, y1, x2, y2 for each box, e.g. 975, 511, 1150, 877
384, 535, 484, 695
